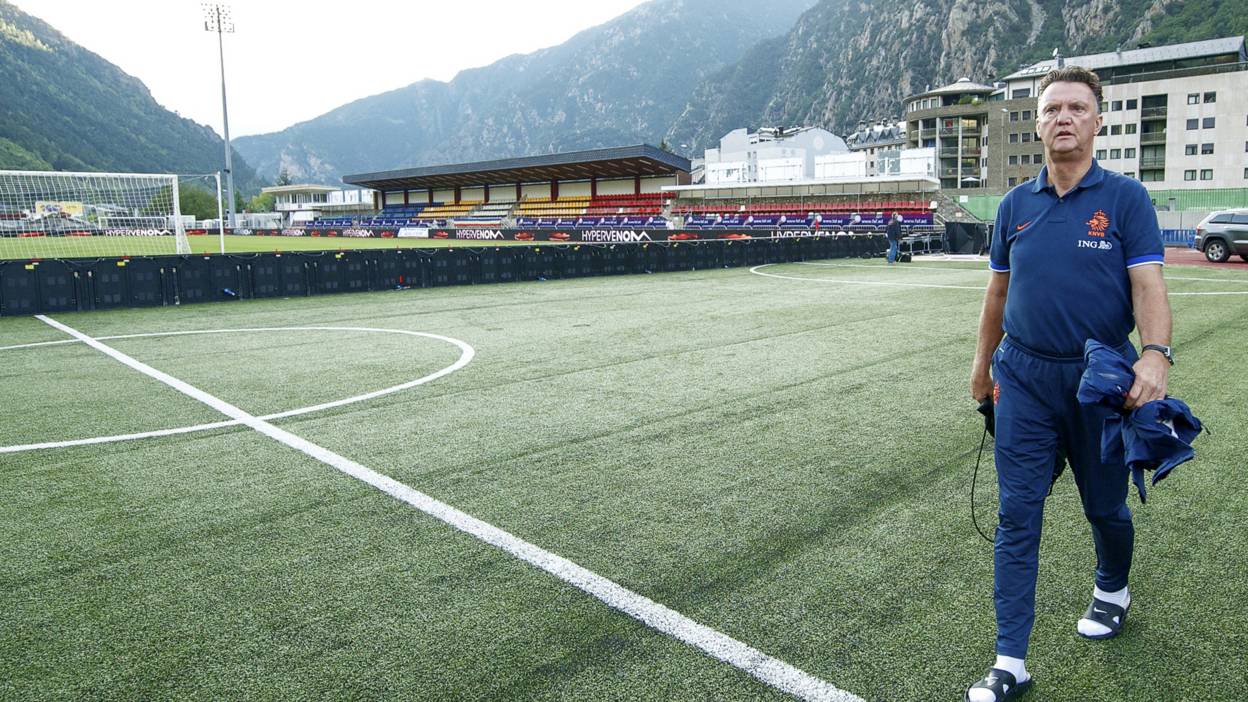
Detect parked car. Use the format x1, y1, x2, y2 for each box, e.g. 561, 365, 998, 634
1194, 208, 1248, 263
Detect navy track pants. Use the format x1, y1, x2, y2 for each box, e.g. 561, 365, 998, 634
991, 337, 1137, 658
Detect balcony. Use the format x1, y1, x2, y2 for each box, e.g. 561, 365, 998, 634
939, 126, 982, 137
940, 167, 963, 178
1139, 131, 1167, 145
1140, 106, 1167, 119
920, 128, 937, 138
1139, 157, 1167, 169
938, 147, 982, 158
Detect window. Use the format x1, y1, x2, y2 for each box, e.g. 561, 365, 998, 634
1021, 154, 1030, 164
1244, 168, 1248, 179
1125, 148, 1136, 158
1200, 169, 1213, 180
1186, 119, 1199, 130
1022, 133, 1033, 143
1009, 155, 1018, 165
1111, 125, 1122, 135
1096, 149, 1108, 160
1183, 170, 1197, 181
1140, 170, 1164, 182
1203, 117, 1215, 129
982, 136, 989, 146
1125, 124, 1137, 135
1126, 99, 1137, 110
1098, 126, 1108, 136
1204, 92, 1216, 103
1210, 213, 1235, 223
1008, 177, 1018, 187
1125, 172, 1135, 178
1185, 144, 1198, 155
1110, 148, 1121, 159
981, 158, 988, 167
1010, 111, 1019, 122
1012, 88, 1030, 99
1009, 133, 1019, 144
1022, 110, 1031, 121
1112, 100, 1122, 111
1187, 93, 1199, 105
1202, 143, 1214, 155
1100, 101, 1109, 113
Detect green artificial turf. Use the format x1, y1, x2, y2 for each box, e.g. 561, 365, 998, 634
1, 259, 1245, 701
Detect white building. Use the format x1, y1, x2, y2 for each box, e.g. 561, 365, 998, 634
703, 126, 848, 184
1001, 36, 1248, 190
844, 120, 907, 173
262, 184, 376, 226
815, 147, 936, 179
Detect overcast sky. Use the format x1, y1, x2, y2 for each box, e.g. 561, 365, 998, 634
15, 0, 650, 138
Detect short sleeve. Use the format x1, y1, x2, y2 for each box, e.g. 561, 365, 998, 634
1121, 183, 1164, 268
989, 195, 1012, 272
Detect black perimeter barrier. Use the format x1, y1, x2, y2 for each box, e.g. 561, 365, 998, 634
0, 235, 886, 316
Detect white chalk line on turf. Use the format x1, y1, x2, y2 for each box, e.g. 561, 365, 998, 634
750, 264, 985, 290
0, 327, 474, 455
32, 315, 861, 702
752, 264, 1248, 295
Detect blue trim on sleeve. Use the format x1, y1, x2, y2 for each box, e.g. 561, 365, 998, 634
1125, 254, 1165, 268
988, 263, 1010, 272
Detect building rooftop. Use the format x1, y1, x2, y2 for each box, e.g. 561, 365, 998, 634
261, 184, 338, 194
905, 77, 997, 101
1003, 36, 1247, 80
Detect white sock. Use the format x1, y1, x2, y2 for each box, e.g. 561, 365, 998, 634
1078, 585, 1130, 637
967, 656, 1029, 702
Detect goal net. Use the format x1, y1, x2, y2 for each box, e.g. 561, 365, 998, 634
0, 170, 191, 260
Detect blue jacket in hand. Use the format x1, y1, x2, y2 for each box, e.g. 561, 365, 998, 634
1076, 339, 1204, 502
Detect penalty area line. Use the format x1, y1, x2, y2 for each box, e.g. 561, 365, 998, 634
34, 314, 861, 702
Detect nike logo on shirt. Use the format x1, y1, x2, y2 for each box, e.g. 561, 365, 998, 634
1016, 221, 1032, 231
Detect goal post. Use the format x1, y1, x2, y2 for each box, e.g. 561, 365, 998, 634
0, 170, 192, 260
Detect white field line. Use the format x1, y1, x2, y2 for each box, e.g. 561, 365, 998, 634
755, 264, 1248, 295
0, 327, 474, 455
750, 265, 985, 290
33, 315, 861, 702
795, 262, 986, 272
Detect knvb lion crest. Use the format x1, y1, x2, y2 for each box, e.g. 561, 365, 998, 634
1086, 209, 1110, 238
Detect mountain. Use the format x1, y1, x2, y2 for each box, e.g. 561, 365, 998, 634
0, 0, 260, 190
666, 0, 1248, 151
233, 0, 817, 184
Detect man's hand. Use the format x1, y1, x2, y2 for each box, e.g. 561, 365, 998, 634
1125, 352, 1168, 409
971, 369, 994, 403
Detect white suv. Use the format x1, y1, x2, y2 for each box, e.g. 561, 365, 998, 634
1194, 208, 1248, 263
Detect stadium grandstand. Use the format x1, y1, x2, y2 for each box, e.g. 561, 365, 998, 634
325, 145, 950, 237
337, 145, 689, 231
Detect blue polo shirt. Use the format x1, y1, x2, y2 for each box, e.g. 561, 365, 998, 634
990, 161, 1164, 357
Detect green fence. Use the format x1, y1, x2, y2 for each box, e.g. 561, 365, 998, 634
1145, 188, 1248, 211
958, 187, 1247, 223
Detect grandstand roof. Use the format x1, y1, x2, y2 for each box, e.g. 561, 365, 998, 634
1003, 36, 1246, 81
343, 145, 691, 191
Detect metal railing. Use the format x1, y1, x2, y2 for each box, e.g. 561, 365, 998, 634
1140, 106, 1168, 119
1139, 132, 1167, 145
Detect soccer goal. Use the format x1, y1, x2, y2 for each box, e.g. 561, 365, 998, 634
0, 170, 192, 260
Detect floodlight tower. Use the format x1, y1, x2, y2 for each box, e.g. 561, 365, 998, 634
203, 3, 236, 227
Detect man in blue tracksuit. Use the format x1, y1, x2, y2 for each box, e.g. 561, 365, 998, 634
965, 67, 1173, 702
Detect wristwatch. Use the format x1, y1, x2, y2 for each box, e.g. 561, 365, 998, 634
1142, 343, 1174, 365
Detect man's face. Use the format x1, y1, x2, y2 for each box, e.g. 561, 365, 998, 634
1035, 81, 1102, 161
